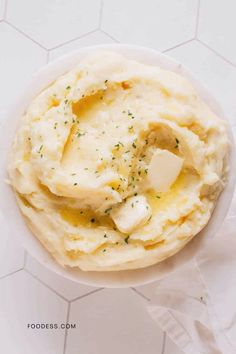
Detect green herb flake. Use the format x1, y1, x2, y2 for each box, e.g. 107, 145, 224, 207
37, 145, 43, 153
77, 131, 86, 138
175, 138, 179, 148
104, 207, 112, 214
124, 236, 130, 244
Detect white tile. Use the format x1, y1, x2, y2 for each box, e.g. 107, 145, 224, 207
198, 0, 236, 66
0, 23, 47, 113
7, 0, 101, 49
66, 288, 164, 354
165, 334, 183, 354
102, 0, 198, 51
49, 30, 115, 61
26, 253, 99, 301
0, 212, 24, 279
166, 40, 236, 126
0, 0, 5, 19
0, 270, 67, 354
228, 126, 236, 217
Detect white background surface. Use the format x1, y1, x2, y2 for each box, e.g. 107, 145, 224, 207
0, 1, 236, 353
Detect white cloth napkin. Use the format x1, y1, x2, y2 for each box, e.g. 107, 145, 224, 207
147, 214, 236, 354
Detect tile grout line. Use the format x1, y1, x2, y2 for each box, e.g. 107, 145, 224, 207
99, 29, 120, 43
130, 287, 151, 302
196, 38, 236, 69
63, 301, 71, 354
162, 37, 195, 53
3, 0, 8, 20
24, 268, 69, 302
161, 332, 167, 354
48, 28, 98, 51
194, 0, 201, 38
4, 20, 48, 51
98, 0, 103, 29
71, 287, 104, 302
0, 267, 23, 281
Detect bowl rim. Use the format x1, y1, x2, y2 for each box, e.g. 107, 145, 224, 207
1, 43, 236, 288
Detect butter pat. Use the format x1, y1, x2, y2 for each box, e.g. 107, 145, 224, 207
148, 149, 183, 192
111, 195, 152, 233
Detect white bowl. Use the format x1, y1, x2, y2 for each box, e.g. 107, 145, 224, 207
0, 44, 235, 288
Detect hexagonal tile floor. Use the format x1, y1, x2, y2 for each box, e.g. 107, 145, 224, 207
0, 1, 236, 353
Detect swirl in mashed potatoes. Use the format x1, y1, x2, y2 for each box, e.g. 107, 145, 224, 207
8, 51, 229, 271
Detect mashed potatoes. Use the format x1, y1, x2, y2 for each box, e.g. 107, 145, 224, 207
8, 51, 229, 271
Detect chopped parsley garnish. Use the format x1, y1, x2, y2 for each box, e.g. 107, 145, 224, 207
77, 131, 86, 138
124, 236, 130, 244
114, 141, 124, 150
175, 138, 179, 148
74, 183, 78, 186
104, 79, 108, 84
37, 145, 43, 153
127, 110, 132, 116
104, 207, 112, 214
132, 142, 137, 149
66, 85, 71, 90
